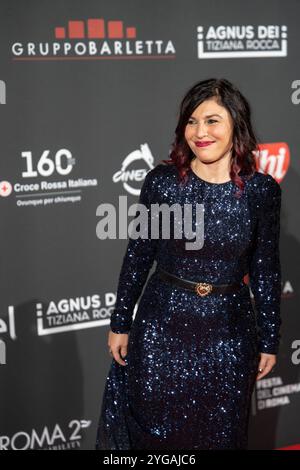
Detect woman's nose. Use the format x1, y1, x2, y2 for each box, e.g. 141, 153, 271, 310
195, 124, 208, 138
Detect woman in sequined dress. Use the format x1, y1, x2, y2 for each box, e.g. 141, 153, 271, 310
95, 78, 282, 450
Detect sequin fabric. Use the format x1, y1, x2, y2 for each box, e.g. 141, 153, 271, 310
95, 163, 282, 450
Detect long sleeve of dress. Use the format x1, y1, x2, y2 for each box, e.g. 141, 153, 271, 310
110, 170, 159, 334
249, 175, 282, 355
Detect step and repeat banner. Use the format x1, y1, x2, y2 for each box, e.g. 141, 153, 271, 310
0, 0, 299, 450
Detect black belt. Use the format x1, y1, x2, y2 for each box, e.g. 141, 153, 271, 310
156, 267, 244, 297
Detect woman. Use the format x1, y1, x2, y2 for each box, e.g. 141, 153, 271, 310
95, 78, 282, 450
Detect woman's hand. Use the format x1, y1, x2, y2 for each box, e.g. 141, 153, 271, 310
256, 352, 276, 381
108, 331, 129, 366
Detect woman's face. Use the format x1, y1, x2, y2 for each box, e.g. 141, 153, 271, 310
184, 98, 234, 164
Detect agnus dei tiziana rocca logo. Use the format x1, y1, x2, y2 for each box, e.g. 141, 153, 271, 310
197, 24, 287, 58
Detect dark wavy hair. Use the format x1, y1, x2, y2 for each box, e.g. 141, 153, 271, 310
162, 78, 259, 197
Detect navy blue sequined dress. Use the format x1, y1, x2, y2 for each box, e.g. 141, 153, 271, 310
95, 162, 282, 450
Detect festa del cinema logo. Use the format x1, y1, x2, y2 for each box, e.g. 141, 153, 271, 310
197, 24, 287, 58
251, 371, 300, 416
251, 339, 300, 416
11, 16, 175, 59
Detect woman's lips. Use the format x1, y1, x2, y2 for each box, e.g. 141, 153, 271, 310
195, 141, 215, 148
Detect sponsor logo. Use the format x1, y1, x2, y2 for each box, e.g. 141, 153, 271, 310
254, 142, 290, 183
12, 17, 176, 60
197, 25, 287, 59
0, 419, 91, 450
35, 296, 113, 335
0, 148, 98, 206
252, 375, 300, 413
113, 143, 155, 196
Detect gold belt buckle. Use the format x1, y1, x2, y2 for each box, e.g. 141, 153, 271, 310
195, 282, 213, 297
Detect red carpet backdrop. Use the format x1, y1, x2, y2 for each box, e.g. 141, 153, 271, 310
0, 0, 299, 450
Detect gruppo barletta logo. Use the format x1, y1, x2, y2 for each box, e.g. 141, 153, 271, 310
11, 16, 176, 60
197, 25, 287, 58
113, 143, 155, 196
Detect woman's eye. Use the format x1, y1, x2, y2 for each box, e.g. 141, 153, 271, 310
187, 119, 218, 125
